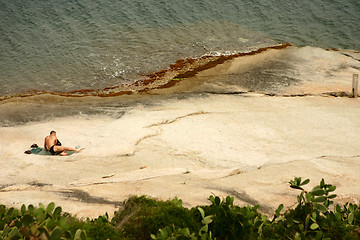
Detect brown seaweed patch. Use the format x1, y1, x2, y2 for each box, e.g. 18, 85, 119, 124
155, 43, 292, 89
0, 43, 292, 101
321, 91, 351, 97
175, 43, 292, 79
326, 48, 340, 51
154, 79, 179, 89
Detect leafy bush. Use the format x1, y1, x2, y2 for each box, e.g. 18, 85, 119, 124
262, 177, 360, 240
195, 196, 264, 240
0, 202, 118, 240
111, 196, 200, 239
149, 178, 360, 240
1, 178, 359, 240
150, 207, 214, 240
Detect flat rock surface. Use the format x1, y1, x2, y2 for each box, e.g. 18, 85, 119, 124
1, 94, 359, 218
1, 46, 359, 218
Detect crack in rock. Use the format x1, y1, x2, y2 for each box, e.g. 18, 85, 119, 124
132, 111, 210, 150
146, 111, 209, 128
202, 90, 357, 98
0, 184, 15, 191
134, 129, 163, 146
28, 181, 53, 188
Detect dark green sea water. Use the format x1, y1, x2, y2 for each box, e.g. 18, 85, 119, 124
1, 0, 359, 97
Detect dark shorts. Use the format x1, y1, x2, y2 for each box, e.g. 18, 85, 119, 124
49, 145, 61, 155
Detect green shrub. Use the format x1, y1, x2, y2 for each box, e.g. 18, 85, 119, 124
0, 202, 117, 240
1, 178, 359, 240
195, 196, 264, 240
112, 196, 200, 239
262, 177, 360, 240
85, 214, 120, 240
149, 178, 360, 240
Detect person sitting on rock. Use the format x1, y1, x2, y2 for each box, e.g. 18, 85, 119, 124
44, 130, 81, 156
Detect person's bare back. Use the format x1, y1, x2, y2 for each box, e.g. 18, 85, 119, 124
44, 134, 57, 150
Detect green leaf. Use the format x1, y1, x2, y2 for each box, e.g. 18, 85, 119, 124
336, 205, 342, 213
325, 200, 333, 207
294, 232, 301, 240
298, 223, 304, 231
58, 217, 67, 230
300, 179, 310, 186
8, 227, 19, 238
311, 189, 325, 196
34, 209, 47, 224
199, 224, 208, 234
314, 196, 327, 202
306, 193, 314, 202
6, 207, 14, 217
253, 216, 259, 224
214, 196, 221, 205
225, 196, 234, 206
208, 195, 215, 205
290, 185, 304, 190
349, 203, 355, 211
27, 204, 34, 214
310, 223, 319, 230
74, 229, 86, 240
348, 213, 354, 225
46, 218, 56, 230
320, 179, 325, 188
46, 202, 55, 214
21, 214, 33, 226
178, 228, 190, 237
21, 204, 26, 215
53, 207, 62, 218
275, 204, 284, 217
33, 208, 44, 218
2, 225, 10, 236
39, 203, 46, 210
327, 194, 337, 199
315, 204, 328, 213
202, 216, 213, 225
159, 228, 168, 239
198, 207, 205, 219
315, 230, 323, 240
335, 212, 342, 221
327, 186, 336, 192
50, 227, 62, 240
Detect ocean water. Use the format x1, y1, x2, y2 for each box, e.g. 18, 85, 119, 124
1, 0, 360, 98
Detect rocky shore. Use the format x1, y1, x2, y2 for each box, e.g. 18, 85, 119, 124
0, 46, 359, 218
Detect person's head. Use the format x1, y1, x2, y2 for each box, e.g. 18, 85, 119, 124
50, 130, 56, 136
